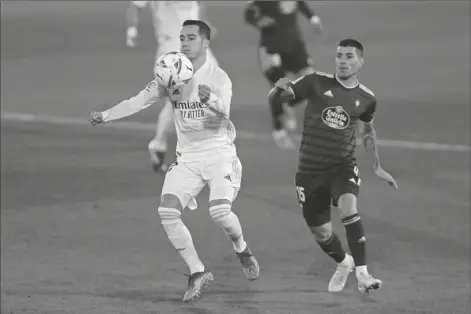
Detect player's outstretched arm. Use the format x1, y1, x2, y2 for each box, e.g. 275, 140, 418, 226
89, 80, 163, 125
362, 121, 398, 189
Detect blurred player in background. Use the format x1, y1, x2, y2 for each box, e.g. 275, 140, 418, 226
90, 20, 260, 302
126, 1, 219, 172
268, 39, 398, 293
244, 0, 322, 147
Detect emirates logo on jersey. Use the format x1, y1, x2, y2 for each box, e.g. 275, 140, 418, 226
322, 106, 350, 130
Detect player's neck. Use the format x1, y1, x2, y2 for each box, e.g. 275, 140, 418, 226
335, 73, 359, 89
191, 54, 207, 74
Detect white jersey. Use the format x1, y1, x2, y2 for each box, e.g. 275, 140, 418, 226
132, 1, 200, 41
103, 59, 237, 162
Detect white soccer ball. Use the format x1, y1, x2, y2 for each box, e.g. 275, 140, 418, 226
154, 52, 194, 88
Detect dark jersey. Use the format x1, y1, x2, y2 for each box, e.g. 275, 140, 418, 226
290, 72, 377, 174
244, 1, 314, 53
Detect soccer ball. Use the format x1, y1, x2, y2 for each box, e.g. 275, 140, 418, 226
154, 52, 194, 89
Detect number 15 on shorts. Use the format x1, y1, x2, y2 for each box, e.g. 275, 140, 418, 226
296, 186, 305, 208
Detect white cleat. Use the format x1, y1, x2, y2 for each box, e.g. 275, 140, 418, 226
357, 272, 382, 293
328, 254, 355, 292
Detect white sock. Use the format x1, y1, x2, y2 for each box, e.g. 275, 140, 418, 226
160, 211, 205, 274
356, 265, 368, 276
340, 254, 352, 267
210, 205, 247, 253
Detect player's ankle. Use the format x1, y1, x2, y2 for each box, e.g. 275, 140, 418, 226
355, 265, 368, 276
339, 254, 352, 266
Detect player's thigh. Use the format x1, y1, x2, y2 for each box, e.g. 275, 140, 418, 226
206, 156, 242, 203
295, 172, 332, 227
161, 161, 206, 210
281, 42, 314, 74
331, 165, 361, 211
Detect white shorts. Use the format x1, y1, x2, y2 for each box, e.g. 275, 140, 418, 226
161, 156, 242, 210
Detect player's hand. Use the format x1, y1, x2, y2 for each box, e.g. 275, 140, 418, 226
374, 165, 398, 189
272, 129, 295, 150
89, 112, 105, 126
274, 77, 292, 92
309, 16, 323, 35
257, 16, 276, 29
198, 84, 212, 103
126, 26, 138, 48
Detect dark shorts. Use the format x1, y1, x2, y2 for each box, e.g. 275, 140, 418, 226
258, 41, 313, 74
295, 165, 361, 227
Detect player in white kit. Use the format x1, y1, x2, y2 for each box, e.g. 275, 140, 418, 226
126, 1, 219, 173
90, 20, 259, 302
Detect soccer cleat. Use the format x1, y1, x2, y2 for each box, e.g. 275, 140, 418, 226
357, 272, 382, 293
236, 247, 260, 281
182, 268, 214, 302
328, 254, 355, 292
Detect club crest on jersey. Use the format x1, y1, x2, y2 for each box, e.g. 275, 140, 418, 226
322, 106, 350, 130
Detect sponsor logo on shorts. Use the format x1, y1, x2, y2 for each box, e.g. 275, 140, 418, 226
321, 106, 350, 130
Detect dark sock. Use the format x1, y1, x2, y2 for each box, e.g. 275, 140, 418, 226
317, 233, 347, 263
342, 213, 366, 266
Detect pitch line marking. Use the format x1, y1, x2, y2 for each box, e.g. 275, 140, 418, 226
1, 112, 469, 153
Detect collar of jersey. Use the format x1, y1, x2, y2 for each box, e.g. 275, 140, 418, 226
192, 58, 210, 79
335, 73, 359, 89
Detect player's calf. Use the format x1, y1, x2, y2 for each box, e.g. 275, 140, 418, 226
337, 193, 382, 292
208, 199, 259, 280
158, 195, 206, 276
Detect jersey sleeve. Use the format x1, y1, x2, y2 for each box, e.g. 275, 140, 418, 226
359, 99, 377, 123
289, 74, 314, 100
103, 80, 165, 123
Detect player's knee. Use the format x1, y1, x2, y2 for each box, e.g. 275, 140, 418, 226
302, 203, 330, 229
337, 193, 358, 218
159, 194, 183, 213
310, 223, 333, 243
265, 67, 286, 86
208, 199, 232, 220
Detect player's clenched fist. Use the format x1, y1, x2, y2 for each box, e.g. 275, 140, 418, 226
198, 84, 211, 103
89, 111, 104, 126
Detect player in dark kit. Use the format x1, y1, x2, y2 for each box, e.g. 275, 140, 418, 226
268, 39, 398, 293
244, 1, 322, 144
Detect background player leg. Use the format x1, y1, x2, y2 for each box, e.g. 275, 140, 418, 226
148, 100, 174, 172
282, 43, 315, 131
207, 158, 260, 280
297, 181, 353, 292
158, 162, 213, 301
258, 47, 290, 131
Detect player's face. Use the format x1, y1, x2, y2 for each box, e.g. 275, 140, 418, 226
180, 25, 208, 60
335, 46, 364, 79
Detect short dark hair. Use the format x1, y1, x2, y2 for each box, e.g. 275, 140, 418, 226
338, 38, 363, 55
182, 20, 211, 40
